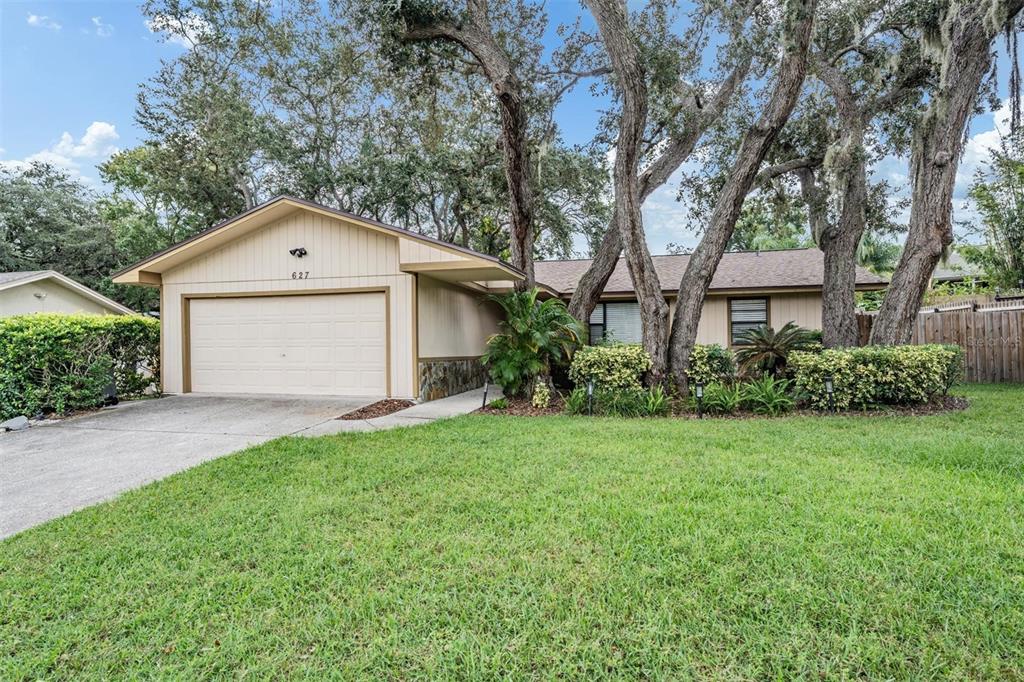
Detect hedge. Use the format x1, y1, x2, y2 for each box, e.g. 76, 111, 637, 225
0, 313, 160, 420
569, 344, 651, 391
685, 344, 737, 386
789, 344, 964, 410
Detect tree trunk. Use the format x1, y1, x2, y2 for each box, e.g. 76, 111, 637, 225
566, 59, 751, 328
585, 0, 669, 382
668, 0, 817, 392
871, 0, 1024, 344
819, 121, 868, 347
402, 8, 536, 289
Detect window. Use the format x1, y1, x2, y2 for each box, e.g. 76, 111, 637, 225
729, 297, 769, 345
588, 302, 642, 344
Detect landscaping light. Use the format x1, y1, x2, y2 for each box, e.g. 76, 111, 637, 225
695, 381, 704, 419
587, 379, 594, 416
824, 374, 835, 412
482, 380, 489, 408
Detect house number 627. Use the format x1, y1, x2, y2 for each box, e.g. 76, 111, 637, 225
291, 271, 310, 280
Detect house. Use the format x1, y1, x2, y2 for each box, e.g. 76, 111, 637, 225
535, 251, 887, 346
930, 249, 986, 286
113, 196, 886, 401
0, 271, 134, 317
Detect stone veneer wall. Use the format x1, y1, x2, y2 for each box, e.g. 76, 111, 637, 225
418, 357, 487, 401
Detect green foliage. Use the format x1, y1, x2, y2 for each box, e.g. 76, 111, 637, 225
965, 132, 1024, 288
693, 382, 742, 415
593, 386, 669, 418
488, 398, 508, 410
740, 374, 795, 416
789, 344, 964, 410
531, 381, 552, 409
856, 289, 886, 311
482, 289, 583, 398
569, 344, 652, 391
0, 314, 160, 419
734, 322, 817, 377
685, 344, 737, 386
563, 387, 588, 415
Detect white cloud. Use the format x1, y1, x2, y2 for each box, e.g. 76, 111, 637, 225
26, 13, 61, 31
144, 13, 211, 49
91, 16, 114, 38
1, 122, 120, 183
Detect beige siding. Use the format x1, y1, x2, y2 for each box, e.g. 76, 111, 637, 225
417, 276, 500, 358
601, 291, 825, 347
0, 279, 116, 317
769, 292, 822, 331
161, 211, 416, 397
399, 239, 467, 264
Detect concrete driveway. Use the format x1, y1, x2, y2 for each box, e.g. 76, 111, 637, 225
1, 394, 374, 538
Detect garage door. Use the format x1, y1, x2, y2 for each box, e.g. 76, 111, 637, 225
188, 292, 387, 396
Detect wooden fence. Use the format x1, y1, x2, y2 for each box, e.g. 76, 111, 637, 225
857, 308, 1024, 382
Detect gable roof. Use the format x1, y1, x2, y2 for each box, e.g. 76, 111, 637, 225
112, 196, 524, 285
534, 249, 888, 295
0, 270, 136, 314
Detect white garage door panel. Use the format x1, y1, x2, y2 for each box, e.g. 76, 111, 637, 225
189, 293, 387, 396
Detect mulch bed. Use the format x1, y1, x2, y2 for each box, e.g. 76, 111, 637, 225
477, 394, 969, 419
477, 397, 564, 416
337, 399, 415, 420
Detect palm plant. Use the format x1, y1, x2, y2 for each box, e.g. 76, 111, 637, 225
734, 322, 816, 378
481, 288, 584, 398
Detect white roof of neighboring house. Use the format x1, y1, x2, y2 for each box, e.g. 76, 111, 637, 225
0, 270, 135, 314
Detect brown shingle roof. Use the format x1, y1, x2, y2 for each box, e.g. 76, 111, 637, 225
534, 249, 888, 295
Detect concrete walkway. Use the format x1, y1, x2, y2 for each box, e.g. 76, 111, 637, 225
297, 385, 500, 437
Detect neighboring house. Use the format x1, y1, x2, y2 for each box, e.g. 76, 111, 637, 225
930, 249, 986, 286
113, 196, 887, 401
0, 271, 134, 317
535, 251, 887, 347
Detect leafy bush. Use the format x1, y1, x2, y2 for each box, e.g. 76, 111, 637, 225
563, 387, 588, 415
789, 344, 964, 410
488, 398, 508, 410
734, 322, 817, 377
531, 381, 551, 409
482, 289, 583, 398
642, 386, 670, 417
693, 382, 741, 415
591, 386, 670, 418
684, 344, 736, 386
0, 313, 160, 419
740, 374, 794, 416
569, 343, 651, 391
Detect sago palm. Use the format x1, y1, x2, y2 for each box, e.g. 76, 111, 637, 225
734, 322, 815, 378
481, 288, 584, 397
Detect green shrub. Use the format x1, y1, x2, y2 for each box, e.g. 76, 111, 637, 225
686, 344, 736, 386
569, 344, 651, 391
563, 387, 588, 415
0, 313, 160, 419
734, 322, 817, 377
789, 344, 964, 410
488, 398, 508, 410
591, 386, 670, 418
531, 381, 551, 409
693, 382, 741, 415
641, 386, 670, 417
482, 289, 583, 398
740, 374, 794, 416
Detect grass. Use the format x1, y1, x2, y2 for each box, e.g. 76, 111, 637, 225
2, 384, 1023, 679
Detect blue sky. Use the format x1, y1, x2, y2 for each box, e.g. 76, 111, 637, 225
0, 1, 1014, 254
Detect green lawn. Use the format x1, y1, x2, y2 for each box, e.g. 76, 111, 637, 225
3, 385, 1023, 679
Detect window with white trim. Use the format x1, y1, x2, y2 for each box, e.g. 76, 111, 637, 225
729, 298, 769, 345
588, 301, 642, 344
